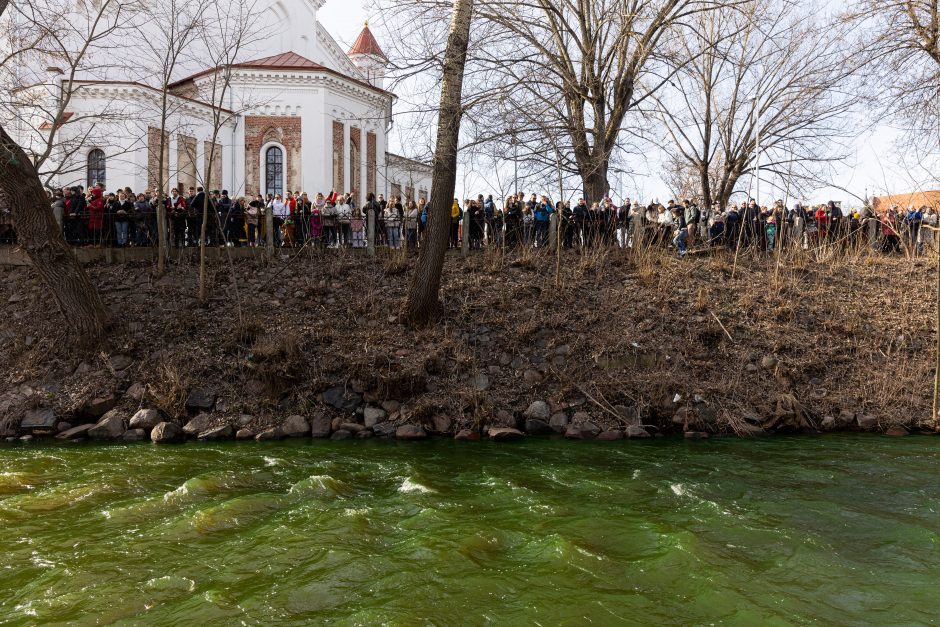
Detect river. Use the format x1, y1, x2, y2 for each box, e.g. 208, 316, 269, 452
0, 436, 937, 624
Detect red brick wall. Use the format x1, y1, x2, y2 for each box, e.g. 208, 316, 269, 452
204, 141, 223, 191
177, 135, 197, 192
350, 127, 361, 202
245, 116, 302, 196
367, 131, 376, 197
332, 121, 344, 195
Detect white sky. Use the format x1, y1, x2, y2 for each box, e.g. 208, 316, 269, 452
320, 0, 938, 207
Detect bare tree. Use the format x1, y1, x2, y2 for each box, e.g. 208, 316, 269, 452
654, 0, 856, 208
404, 0, 475, 326
0, 0, 109, 342
138, 0, 210, 275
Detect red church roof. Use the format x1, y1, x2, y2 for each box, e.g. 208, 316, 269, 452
234, 51, 327, 70
348, 23, 388, 62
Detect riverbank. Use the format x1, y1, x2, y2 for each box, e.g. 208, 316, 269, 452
0, 244, 936, 443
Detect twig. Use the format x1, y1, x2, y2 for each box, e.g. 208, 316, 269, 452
710, 310, 734, 343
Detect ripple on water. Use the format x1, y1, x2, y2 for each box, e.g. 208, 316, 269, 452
191, 493, 284, 534
288, 474, 350, 499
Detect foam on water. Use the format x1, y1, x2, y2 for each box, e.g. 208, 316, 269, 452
398, 478, 434, 494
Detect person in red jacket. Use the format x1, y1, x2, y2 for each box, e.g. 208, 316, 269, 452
87, 185, 105, 246
814, 205, 828, 246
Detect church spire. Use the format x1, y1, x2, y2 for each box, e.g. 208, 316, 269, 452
348, 22, 388, 63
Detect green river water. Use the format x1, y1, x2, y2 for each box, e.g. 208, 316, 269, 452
0, 436, 938, 625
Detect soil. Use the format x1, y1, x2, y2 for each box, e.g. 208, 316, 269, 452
0, 244, 936, 439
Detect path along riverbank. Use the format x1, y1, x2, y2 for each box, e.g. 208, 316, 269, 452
1, 246, 936, 442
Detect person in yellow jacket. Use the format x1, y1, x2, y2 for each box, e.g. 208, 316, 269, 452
450, 198, 462, 248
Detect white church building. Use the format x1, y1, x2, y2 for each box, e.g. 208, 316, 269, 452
11, 0, 432, 205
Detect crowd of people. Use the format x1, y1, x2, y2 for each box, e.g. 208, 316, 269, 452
1, 183, 936, 257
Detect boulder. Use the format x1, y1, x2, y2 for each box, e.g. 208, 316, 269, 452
129, 408, 161, 431
523, 369, 543, 384
856, 414, 878, 431
470, 374, 491, 392
56, 423, 96, 440
363, 407, 387, 428
395, 424, 427, 440
151, 422, 182, 444
126, 382, 147, 402
182, 414, 214, 436
431, 414, 453, 434
122, 428, 147, 442
524, 401, 551, 421
564, 425, 584, 439
488, 427, 525, 441
373, 422, 397, 438
672, 407, 695, 426
454, 429, 480, 441
356, 430, 374, 439
835, 409, 856, 429
281, 415, 310, 438
88, 411, 126, 440
199, 424, 234, 441
490, 410, 517, 428
596, 429, 624, 441
310, 414, 332, 438
549, 412, 569, 433
236, 414, 253, 427
56, 422, 73, 433
885, 425, 909, 437
331, 429, 352, 440
21, 408, 57, 432
760, 355, 779, 370
580, 421, 601, 438
185, 389, 216, 412
109, 354, 133, 371
19, 434, 33, 442
684, 431, 709, 439
331, 416, 345, 432
83, 395, 117, 418
340, 422, 365, 433
625, 425, 650, 438
322, 386, 362, 412
235, 428, 255, 440
524, 418, 552, 435
820, 415, 836, 431
381, 400, 401, 414
255, 427, 285, 441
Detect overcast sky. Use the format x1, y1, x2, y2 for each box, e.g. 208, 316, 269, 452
321, 0, 937, 207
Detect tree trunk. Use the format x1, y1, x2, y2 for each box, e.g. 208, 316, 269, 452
582, 164, 609, 205
403, 0, 474, 327
700, 167, 713, 209
0, 124, 109, 342
265, 205, 275, 258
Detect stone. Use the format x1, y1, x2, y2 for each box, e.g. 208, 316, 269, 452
122, 428, 147, 442
835, 409, 856, 428
88, 411, 126, 440
564, 425, 584, 439
510, 356, 525, 370
488, 427, 525, 441
820, 415, 836, 431
83, 395, 117, 418
281, 415, 310, 438
431, 414, 452, 434
56, 422, 73, 433
182, 414, 214, 436
760, 355, 779, 370
580, 422, 601, 438
363, 407, 387, 428
236, 414, 253, 427
185, 389, 216, 412
255, 427, 285, 441
310, 414, 332, 438
856, 414, 879, 431
373, 422, 397, 437
745, 363, 759, 373
19, 434, 33, 442
322, 386, 362, 412
523, 369, 543, 384
454, 429, 480, 441
244, 379, 265, 396
524, 401, 551, 421
20, 408, 57, 432
356, 430, 374, 439
235, 428, 255, 440
625, 425, 650, 438
549, 412, 569, 433
491, 410, 516, 428
885, 425, 909, 437
331, 416, 345, 432
596, 429, 624, 441
555, 344, 570, 355
331, 429, 352, 440
109, 354, 133, 371
340, 422, 365, 433
524, 418, 552, 435
195, 425, 231, 441
56, 423, 96, 440
126, 382, 146, 402
672, 407, 695, 426
381, 400, 401, 414
129, 408, 161, 431
470, 374, 490, 392
395, 424, 428, 440
151, 422, 182, 444
684, 431, 709, 439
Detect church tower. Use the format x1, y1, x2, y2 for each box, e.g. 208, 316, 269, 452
262, 0, 324, 60
347, 22, 388, 89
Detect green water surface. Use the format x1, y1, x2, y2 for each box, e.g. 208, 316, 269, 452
0, 436, 938, 625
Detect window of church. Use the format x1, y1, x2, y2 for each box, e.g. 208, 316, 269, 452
265, 146, 284, 196
87, 149, 105, 188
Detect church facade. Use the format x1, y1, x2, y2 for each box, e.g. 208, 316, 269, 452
16, 0, 432, 205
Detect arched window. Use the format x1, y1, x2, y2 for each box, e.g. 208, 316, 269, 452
264, 146, 283, 196
87, 149, 106, 188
